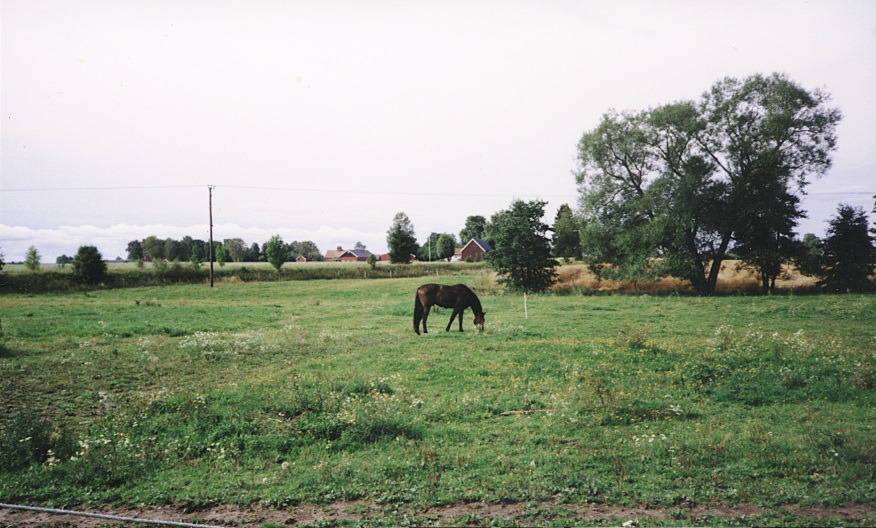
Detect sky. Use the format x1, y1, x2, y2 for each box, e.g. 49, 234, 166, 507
2, 0, 875, 262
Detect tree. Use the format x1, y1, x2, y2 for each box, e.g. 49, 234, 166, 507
418, 233, 441, 262
459, 215, 487, 243
164, 238, 187, 262
418, 232, 456, 261
819, 205, 875, 292
298, 241, 323, 262
0, 247, 5, 271
141, 236, 165, 262
189, 246, 202, 270
24, 246, 41, 271
215, 243, 227, 267
224, 238, 247, 263
354, 241, 367, 250
126, 240, 144, 262
794, 233, 823, 277
72, 245, 108, 285
551, 204, 581, 260
246, 242, 261, 262
366, 254, 377, 269
576, 73, 841, 295
387, 212, 418, 264
265, 235, 289, 272
56, 255, 73, 269
436, 234, 457, 260
487, 200, 558, 292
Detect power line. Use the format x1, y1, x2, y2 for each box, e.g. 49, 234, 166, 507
215, 184, 572, 199
1, 185, 204, 192
2, 183, 872, 198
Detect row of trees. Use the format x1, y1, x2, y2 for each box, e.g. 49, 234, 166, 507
387, 196, 875, 295
124, 236, 324, 265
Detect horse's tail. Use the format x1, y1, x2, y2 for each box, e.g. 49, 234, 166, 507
413, 292, 423, 334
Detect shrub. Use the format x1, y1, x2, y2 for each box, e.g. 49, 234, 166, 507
71, 245, 108, 285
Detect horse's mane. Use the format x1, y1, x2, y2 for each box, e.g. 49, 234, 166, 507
461, 284, 483, 315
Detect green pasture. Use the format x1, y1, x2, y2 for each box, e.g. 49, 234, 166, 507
1, 274, 875, 526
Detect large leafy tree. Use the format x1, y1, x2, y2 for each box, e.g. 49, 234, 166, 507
819, 205, 875, 292
223, 238, 247, 263
459, 215, 487, 243
576, 73, 840, 295
141, 236, 165, 262
126, 240, 144, 262
387, 212, 418, 264
487, 199, 558, 292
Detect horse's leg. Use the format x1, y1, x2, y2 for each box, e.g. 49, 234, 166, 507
414, 294, 423, 335
422, 304, 431, 334
458, 307, 465, 332
446, 309, 458, 332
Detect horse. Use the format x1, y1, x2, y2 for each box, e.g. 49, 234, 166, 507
414, 283, 486, 335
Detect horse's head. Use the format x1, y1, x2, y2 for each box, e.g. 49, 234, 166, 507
473, 311, 486, 333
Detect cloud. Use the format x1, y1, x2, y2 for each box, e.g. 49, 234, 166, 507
0, 223, 389, 262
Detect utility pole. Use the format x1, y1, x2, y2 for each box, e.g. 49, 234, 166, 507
208, 185, 215, 287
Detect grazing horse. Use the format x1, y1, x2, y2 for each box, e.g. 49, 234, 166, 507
414, 283, 485, 335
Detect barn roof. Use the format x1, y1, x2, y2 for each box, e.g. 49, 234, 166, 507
463, 238, 493, 252
340, 249, 373, 258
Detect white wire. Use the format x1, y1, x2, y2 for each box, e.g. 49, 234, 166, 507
0, 502, 227, 528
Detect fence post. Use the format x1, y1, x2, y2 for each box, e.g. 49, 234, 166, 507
524, 292, 528, 320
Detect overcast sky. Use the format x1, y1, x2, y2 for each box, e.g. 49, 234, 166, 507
2, 0, 875, 261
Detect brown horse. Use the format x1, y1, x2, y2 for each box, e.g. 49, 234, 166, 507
414, 283, 485, 335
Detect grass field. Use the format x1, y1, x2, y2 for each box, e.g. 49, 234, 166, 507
1, 271, 875, 526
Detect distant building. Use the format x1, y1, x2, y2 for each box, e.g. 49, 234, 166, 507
296, 255, 308, 263
338, 249, 373, 262
455, 238, 493, 262
325, 246, 345, 262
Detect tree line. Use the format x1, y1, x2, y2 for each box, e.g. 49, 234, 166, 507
123, 236, 324, 265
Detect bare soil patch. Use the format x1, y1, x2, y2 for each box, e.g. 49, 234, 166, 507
3, 501, 875, 527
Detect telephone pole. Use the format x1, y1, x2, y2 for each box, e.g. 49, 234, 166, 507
208, 185, 215, 288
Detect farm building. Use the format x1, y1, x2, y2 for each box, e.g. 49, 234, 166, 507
296, 255, 308, 263
454, 238, 493, 261
338, 249, 374, 262
325, 246, 345, 262
378, 253, 417, 262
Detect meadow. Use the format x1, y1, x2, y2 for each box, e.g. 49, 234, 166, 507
1, 270, 875, 526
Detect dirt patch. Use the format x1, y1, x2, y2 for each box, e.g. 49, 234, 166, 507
2, 501, 876, 527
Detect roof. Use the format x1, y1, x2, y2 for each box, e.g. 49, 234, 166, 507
339, 249, 373, 258
463, 238, 493, 252
325, 247, 345, 260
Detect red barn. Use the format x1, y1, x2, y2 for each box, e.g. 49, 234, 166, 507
459, 239, 493, 261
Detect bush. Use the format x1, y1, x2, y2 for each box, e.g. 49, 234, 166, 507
71, 245, 108, 285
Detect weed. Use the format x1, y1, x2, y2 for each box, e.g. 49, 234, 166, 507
0, 411, 75, 472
